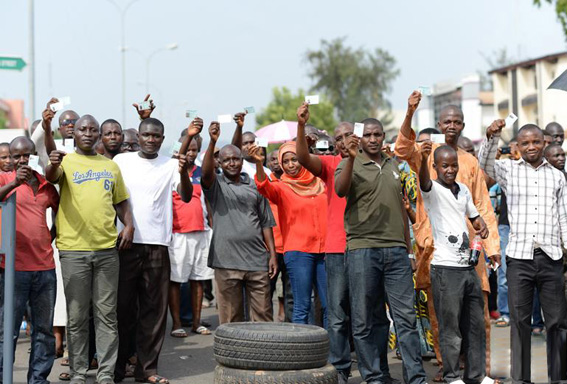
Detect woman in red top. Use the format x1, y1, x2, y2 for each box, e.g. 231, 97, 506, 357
252, 142, 328, 327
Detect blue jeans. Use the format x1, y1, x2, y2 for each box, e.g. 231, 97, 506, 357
0, 269, 56, 384
326, 253, 351, 375
284, 252, 327, 328
347, 247, 426, 384
497, 224, 510, 319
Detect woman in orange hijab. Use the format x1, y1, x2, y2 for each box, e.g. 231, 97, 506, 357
251, 141, 328, 327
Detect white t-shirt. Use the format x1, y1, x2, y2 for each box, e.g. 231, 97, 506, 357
421, 180, 479, 267
114, 152, 180, 246
242, 160, 272, 179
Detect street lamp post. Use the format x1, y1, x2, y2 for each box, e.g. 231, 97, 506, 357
105, 0, 142, 126
146, 43, 178, 94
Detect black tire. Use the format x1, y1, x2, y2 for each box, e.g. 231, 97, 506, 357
214, 322, 329, 370
214, 364, 338, 384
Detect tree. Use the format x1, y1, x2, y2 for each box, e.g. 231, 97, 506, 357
534, 0, 567, 39
256, 86, 337, 133
0, 111, 7, 129
305, 37, 399, 123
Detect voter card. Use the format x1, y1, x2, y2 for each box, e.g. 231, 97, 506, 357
316, 140, 329, 149
430, 134, 445, 144
354, 122, 364, 137
63, 140, 75, 153
244, 106, 255, 114
170, 141, 182, 155
217, 114, 233, 124
305, 95, 320, 105
418, 86, 432, 96
255, 137, 268, 148
138, 101, 151, 111
390, 143, 396, 152
28, 155, 40, 171
492, 262, 500, 272
50, 102, 64, 112
185, 110, 198, 119
505, 113, 518, 127
58, 96, 71, 106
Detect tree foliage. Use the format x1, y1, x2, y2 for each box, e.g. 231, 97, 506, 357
0, 111, 7, 129
305, 37, 399, 123
255, 86, 337, 133
534, 0, 567, 39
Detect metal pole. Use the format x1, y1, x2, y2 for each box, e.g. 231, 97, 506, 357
2, 194, 17, 384
121, 12, 126, 127
28, 0, 35, 125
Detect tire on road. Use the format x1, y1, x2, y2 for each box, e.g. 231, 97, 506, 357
214, 364, 338, 384
214, 322, 329, 371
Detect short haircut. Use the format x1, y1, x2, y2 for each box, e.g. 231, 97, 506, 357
361, 118, 384, 130
418, 127, 440, 136
178, 132, 203, 151
518, 124, 543, 137
242, 131, 256, 139
139, 117, 164, 133
433, 145, 458, 164
58, 110, 79, 125
0, 142, 9, 149
9, 136, 35, 152
439, 105, 464, 119
101, 119, 122, 132
544, 143, 563, 157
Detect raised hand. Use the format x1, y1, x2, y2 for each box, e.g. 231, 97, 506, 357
209, 122, 221, 143
421, 140, 432, 160
15, 165, 32, 185
234, 112, 246, 129
187, 117, 204, 137
408, 91, 422, 113
297, 102, 310, 125
48, 150, 66, 168
345, 135, 360, 159
178, 153, 190, 173
132, 94, 155, 120
486, 119, 506, 139
248, 144, 265, 164
42, 98, 59, 132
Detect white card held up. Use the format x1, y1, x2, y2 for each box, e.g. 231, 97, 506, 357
170, 141, 182, 155
505, 113, 518, 127
138, 101, 151, 111
28, 155, 40, 172
217, 114, 233, 124
316, 140, 329, 149
255, 137, 268, 148
244, 106, 255, 114
63, 140, 75, 154
50, 102, 64, 112
58, 96, 71, 106
418, 86, 432, 96
430, 134, 445, 144
305, 95, 319, 105
185, 110, 198, 119
354, 122, 365, 137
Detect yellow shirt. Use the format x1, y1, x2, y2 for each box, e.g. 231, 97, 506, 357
55, 153, 129, 251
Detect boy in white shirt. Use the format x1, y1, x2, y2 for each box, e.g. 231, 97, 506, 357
419, 143, 492, 384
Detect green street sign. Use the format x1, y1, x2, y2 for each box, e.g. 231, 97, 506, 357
0, 57, 26, 71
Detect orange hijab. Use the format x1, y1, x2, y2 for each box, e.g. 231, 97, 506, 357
278, 141, 326, 197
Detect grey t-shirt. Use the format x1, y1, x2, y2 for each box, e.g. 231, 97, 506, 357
202, 173, 275, 271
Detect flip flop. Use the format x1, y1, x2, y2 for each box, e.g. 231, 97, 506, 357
61, 357, 70, 366
59, 372, 71, 381
136, 375, 169, 384
170, 328, 188, 338
192, 325, 212, 335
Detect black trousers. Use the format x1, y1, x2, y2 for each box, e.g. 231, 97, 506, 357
507, 249, 567, 384
431, 265, 486, 383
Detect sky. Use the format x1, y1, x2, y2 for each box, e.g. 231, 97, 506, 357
2, 0, 566, 149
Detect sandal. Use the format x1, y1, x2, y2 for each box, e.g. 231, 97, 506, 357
532, 327, 544, 336
433, 366, 444, 382
192, 325, 212, 335
59, 372, 71, 381
170, 328, 188, 338
136, 374, 169, 384
61, 357, 70, 366
495, 316, 510, 327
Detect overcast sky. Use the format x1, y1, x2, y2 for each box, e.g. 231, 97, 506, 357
2, 0, 566, 148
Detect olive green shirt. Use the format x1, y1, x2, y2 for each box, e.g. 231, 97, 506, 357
335, 150, 406, 250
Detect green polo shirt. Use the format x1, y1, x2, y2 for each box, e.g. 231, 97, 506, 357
335, 150, 406, 251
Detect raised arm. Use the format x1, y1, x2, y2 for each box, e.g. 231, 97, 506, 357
132, 94, 155, 120
334, 135, 359, 197
176, 118, 204, 202
44, 150, 66, 183
249, 144, 267, 182
41, 98, 59, 158
296, 103, 322, 176
418, 141, 433, 192
114, 199, 134, 250
478, 119, 506, 181
395, 91, 423, 171
231, 112, 246, 149
201, 122, 220, 189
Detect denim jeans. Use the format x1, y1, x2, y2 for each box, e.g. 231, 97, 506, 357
326, 253, 351, 375
284, 251, 327, 328
497, 224, 510, 319
347, 247, 426, 384
0, 269, 56, 384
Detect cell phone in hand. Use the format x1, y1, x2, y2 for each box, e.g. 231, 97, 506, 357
500, 147, 511, 155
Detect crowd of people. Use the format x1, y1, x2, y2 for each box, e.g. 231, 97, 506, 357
0, 89, 566, 384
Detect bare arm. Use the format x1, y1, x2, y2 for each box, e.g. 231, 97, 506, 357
399, 91, 421, 140
262, 227, 278, 279
334, 135, 359, 197
296, 103, 322, 176
231, 112, 246, 149
45, 150, 65, 183
201, 122, 220, 189
418, 141, 433, 192
41, 98, 59, 157
114, 199, 134, 250
249, 145, 267, 182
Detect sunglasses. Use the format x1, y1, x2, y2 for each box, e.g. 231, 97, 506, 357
121, 142, 140, 150
61, 119, 78, 126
